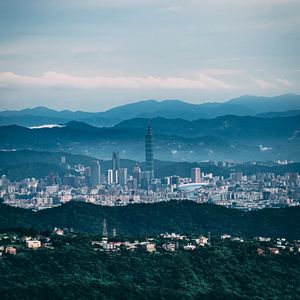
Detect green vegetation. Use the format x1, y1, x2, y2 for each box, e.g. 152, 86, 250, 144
0, 235, 299, 300
1, 201, 300, 239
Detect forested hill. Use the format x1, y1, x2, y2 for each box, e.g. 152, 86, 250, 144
1, 201, 300, 239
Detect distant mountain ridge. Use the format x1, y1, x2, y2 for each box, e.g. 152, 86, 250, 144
0, 114, 299, 161
1, 149, 300, 182
0, 94, 300, 127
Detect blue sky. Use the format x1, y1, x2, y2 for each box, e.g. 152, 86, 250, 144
0, 0, 299, 111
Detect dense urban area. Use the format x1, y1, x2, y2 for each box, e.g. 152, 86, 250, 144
0, 127, 299, 211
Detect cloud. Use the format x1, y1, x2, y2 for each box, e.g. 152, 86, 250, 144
70, 47, 118, 55
29, 124, 65, 129
277, 78, 291, 87
259, 145, 272, 152
251, 78, 277, 89
202, 69, 245, 76
0, 71, 234, 90
165, 5, 181, 12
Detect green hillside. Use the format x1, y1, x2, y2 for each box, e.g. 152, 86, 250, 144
1, 201, 300, 239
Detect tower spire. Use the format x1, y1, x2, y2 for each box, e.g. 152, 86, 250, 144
102, 218, 108, 240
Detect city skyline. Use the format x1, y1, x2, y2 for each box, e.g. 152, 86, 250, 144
0, 1, 299, 298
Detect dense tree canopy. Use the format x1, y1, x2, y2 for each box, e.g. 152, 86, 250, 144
0, 238, 299, 300
0, 201, 300, 239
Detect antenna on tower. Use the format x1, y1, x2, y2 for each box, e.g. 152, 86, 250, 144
102, 218, 108, 240
112, 228, 116, 238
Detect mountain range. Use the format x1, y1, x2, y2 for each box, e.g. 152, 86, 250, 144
0, 113, 299, 161
1, 94, 300, 127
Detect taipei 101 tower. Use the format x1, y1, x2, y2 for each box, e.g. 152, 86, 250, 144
145, 125, 154, 180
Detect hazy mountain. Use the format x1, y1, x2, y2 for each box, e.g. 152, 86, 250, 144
255, 110, 300, 118
0, 106, 94, 119
0, 122, 237, 161
228, 93, 300, 113
0, 115, 70, 127
0, 94, 299, 127
115, 115, 300, 140
1, 149, 299, 181
0, 114, 299, 161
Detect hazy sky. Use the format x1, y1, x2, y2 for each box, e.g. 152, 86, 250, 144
0, 0, 299, 111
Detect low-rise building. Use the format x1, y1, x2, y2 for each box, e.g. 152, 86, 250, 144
26, 240, 41, 249
162, 243, 176, 251
143, 242, 156, 253
5, 247, 17, 255
184, 244, 196, 251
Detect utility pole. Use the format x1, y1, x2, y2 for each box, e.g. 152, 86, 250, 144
208, 231, 211, 247
102, 218, 108, 241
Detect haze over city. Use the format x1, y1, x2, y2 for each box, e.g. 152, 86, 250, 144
1, 2, 300, 299
0, 0, 300, 111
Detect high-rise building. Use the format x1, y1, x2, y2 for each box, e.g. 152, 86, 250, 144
112, 151, 120, 184
191, 168, 201, 183
107, 169, 113, 185
112, 150, 120, 171
145, 126, 154, 180
91, 160, 101, 186
133, 163, 141, 189
112, 170, 118, 184
119, 168, 128, 186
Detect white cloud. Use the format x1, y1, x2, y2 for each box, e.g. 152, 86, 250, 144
165, 5, 181, 12
251, 78, 277, 89
202, 69, 245, 76
259, 145, 272, 152
29, 124, 65, 129
277, 78, 291, 87
70, 47, 119, 55
0, 71, 234, 90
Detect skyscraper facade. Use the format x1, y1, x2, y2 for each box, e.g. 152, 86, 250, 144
112, 151, 120, 171
191, 168, 201, 183
107, 169, 113, 185
112, 151, 120, 184
91, 160, 101, 186
119, 168, 128, 186
145, 126, 154, 180
133, 163, 141, 189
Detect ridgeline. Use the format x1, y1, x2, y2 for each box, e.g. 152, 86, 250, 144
1, 201, 300, 239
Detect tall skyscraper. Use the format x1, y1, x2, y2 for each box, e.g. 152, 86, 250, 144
191, 168, 201, 183
133, 163, 141, 189
112, 150, 120, 184
112, 150, 120, 170
145, 126, 154, 180
107, 169, 113, 185
119, 168, 128, 186
91, 160, 101, 186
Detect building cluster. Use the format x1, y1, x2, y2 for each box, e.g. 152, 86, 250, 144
0, 126, 299, 211
1, 228, 300, 258
1, 166, 299, 211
